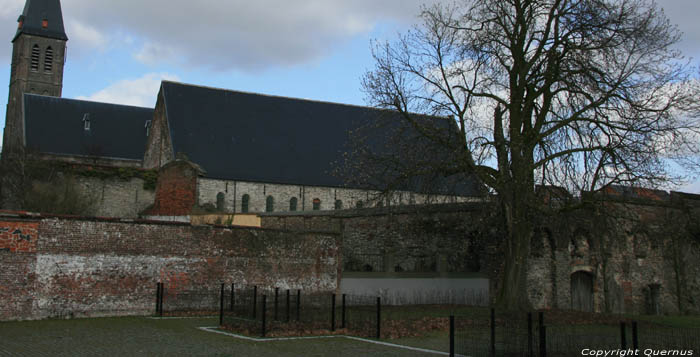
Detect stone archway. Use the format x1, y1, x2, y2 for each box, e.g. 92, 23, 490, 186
571, 271, 594, 312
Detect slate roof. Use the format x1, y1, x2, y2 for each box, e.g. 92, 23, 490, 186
160, 81, 483, 196
14, 0, 67, 41
23, 94, 153, 161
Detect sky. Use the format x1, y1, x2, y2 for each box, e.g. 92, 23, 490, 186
0, 0, 698, 192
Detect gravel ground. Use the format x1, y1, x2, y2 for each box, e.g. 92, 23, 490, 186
0, 316, 445, 356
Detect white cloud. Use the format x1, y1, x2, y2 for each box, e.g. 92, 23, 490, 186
76, 72, 179, 107
64, 19, 108, 54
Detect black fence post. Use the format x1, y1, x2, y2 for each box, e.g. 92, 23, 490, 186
342, 294, 346, 329
296, 290, 301, 321
331, 294, 336, 332
539, 312, 545, 357
286, 289, 291, 322
620, 321, 627, 349
376, 297, 381, 339
253, 286, 257, 319
274, 287, 279, 321
158, 282, 164, 317
219, 283, 224, 326
231, 283, 235, 311
449, 315, 455, 357
528, 312, 533, 357
261, 295, 267, 338
490, 308, 495, 357
632, 321, 639, 350
539, 325, 546, 357
155, 282, 161, 316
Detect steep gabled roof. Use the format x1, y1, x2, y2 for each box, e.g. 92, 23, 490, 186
14, 0, 67, 41
23, 94, 153, 160
159, 81, 483, 196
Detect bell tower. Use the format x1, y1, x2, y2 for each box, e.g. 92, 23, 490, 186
3, 0, 68, 155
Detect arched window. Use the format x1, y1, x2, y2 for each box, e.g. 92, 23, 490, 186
312, 198, 321, 211
216, 192, 225, 211
265, 196, 274, 212
289, 197, 298, 212
44, 46, 53, 72
334, 200, 343, 210
241, 194, 250, 213
376, 201, 384, 208
31, 44, 40, 72
356, 200, 364, 209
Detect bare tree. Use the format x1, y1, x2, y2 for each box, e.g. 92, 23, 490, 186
358, 0, 700, 310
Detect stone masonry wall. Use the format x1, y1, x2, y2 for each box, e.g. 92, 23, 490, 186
0, 213, 339, 321
262, 197, 700, 315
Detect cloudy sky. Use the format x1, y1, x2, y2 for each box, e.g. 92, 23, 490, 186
0, 0, 699, 191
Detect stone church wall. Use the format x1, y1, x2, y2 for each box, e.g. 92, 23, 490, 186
75, 176, 154, 218
197, 177, 470, 214
0, 213, 339, 321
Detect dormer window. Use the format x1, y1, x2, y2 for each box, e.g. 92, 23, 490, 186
17, 15, 24, 29
145, 120, 152, 136
42, 19, 48, 29
82, 113, 90, 131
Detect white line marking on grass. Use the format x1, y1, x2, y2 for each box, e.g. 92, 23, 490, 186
146, 316, 217, 320
198, 327, 451, 355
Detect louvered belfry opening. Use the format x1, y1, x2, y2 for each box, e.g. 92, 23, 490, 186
44, 46, 53, 72
31, 44, 40, 71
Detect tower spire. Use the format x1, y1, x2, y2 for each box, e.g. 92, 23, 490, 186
14, 0, 68, 42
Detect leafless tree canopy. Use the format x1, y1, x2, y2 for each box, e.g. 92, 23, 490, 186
361, 0, 699, 196
358, 0, 700, 309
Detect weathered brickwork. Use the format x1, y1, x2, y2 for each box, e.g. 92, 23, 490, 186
0, 214, 339, 321
146, 160, 199, 216
0, 220, 39, 253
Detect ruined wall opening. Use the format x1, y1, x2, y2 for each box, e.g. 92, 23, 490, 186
571, 271, 594, 312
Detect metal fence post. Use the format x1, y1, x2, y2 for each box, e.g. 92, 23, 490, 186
286, 289, 291, 322
632, 321, 639, 350
253, 286, 257, 319
158, 282, 164, 317
528, 312, 533, 357
376, 297, 381, 339
490, 308, 495, 357
620, 321, 627, 349
449, 315, 455, 357
342, 294, 346, 329
219, 283, 224, 326
296, 290, 301, 321
331, 294, 336, 331
275, 287, 279, 321
539, 325, 546, 357
155, 282, 161, 316
231, 283, 235, 311
261, 295, 267, 337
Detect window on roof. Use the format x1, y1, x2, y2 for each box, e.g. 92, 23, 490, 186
312, 198, 321, 211
289, 197, 298, 212
30, 45, 40, 72
241, 194, 250, 213
44, 46, 53, 73
266, 196, 274, 213
42, 19, 48, 29
334, 200, 343, 210
216, 192, 225, 212
82, 113, 90, 131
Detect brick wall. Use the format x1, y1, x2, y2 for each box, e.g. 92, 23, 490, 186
0, 214, 339, 321
147, 160, 199, 216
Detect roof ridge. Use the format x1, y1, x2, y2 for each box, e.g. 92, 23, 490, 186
23, 93, 154, 111
160, 79, 389, 113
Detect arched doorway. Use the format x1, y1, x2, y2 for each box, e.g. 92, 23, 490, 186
571, 271, 594, 312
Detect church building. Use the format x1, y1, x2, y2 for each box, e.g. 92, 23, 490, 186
2, 0, 483, 217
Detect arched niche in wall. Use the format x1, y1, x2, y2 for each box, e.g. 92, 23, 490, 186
571, 270, 594, 312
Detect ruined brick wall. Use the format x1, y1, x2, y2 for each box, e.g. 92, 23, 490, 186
146, 160, 198, 216
76, 176, 154, 218
0, 214, 339, 321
